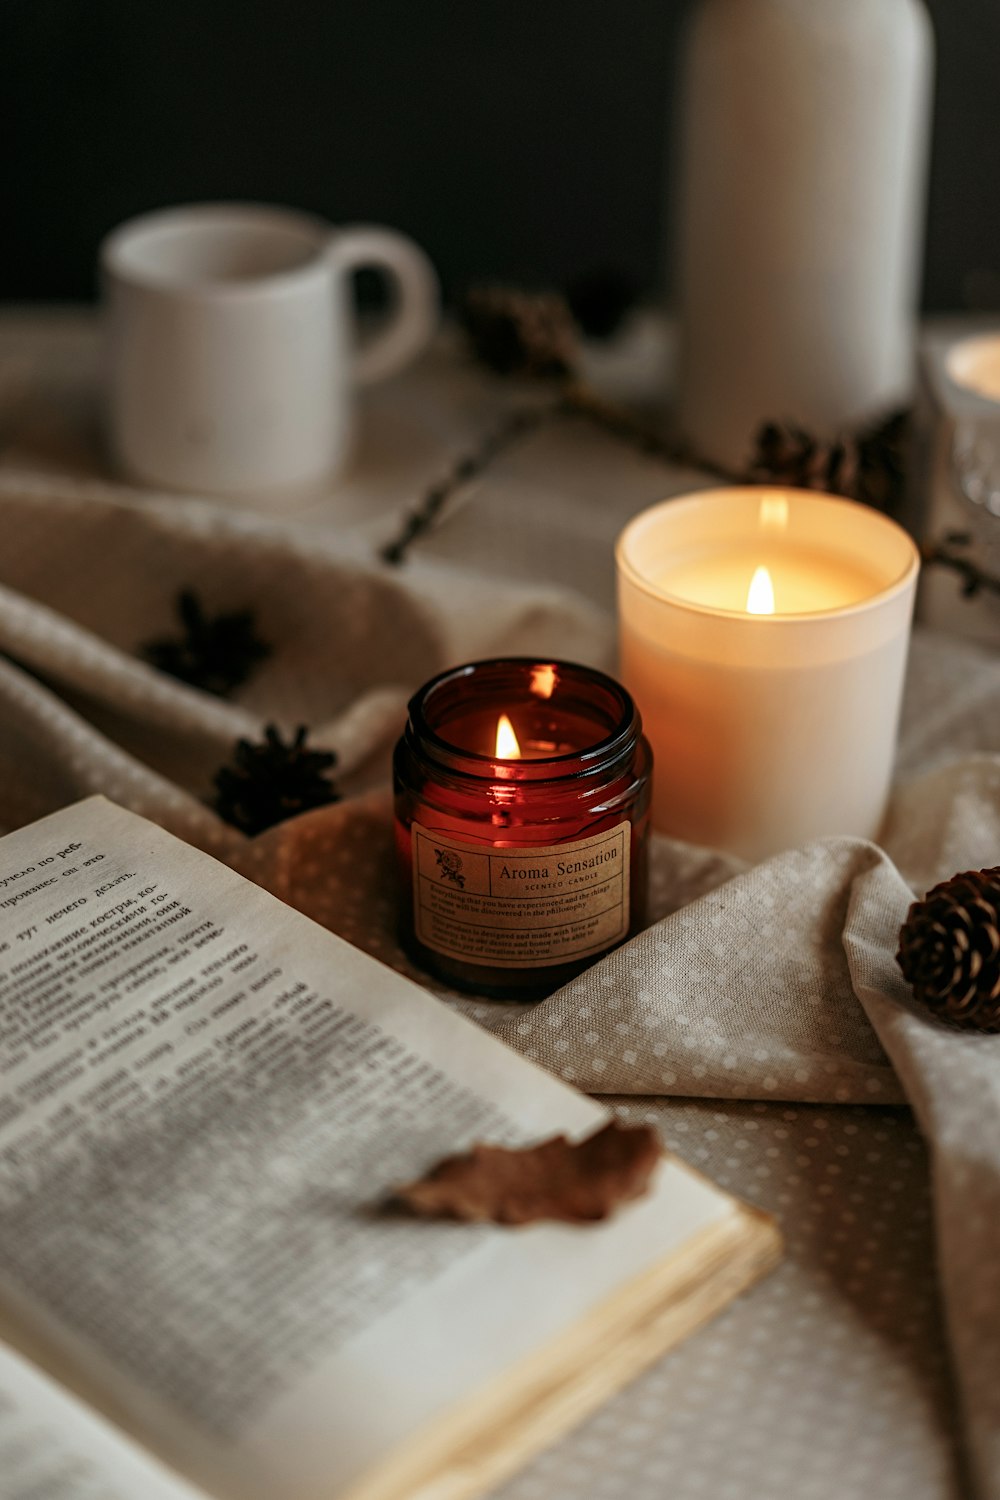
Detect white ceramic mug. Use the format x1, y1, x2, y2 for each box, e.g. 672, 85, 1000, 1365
101, 203, 439, 498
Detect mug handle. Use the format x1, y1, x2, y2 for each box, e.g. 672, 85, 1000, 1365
331, 225, 439, 387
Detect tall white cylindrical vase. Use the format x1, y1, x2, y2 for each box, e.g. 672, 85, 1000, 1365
674, 0, 934, 472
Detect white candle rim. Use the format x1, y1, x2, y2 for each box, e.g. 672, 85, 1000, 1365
615, 488, 920, 625
944, 331, 1000, 406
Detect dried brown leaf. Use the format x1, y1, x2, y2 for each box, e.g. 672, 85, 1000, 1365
394, 1121, 662, 1226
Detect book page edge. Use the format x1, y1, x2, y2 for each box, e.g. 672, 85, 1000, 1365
341, 1200, 782, 1500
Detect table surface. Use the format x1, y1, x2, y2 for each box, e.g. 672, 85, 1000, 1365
0, 305, 978, 1500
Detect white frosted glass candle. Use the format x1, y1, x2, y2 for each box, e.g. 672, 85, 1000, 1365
945, 333, 1000, 406
616, 488, 920, 862
673, 0, 933, 471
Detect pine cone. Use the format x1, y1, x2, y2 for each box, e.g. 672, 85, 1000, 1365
746, 410, 908, 514
460, 285, 579, 379
747, 422, 862, 496
896, 867, 1000, 1031
142, 589, 270, 698
211, 725, 340, 836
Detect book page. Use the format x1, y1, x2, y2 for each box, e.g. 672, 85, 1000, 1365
0, 798, 738, 1500
0, 1340, 202, 1500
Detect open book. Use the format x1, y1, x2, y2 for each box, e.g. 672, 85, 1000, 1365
0, 798, 780, 1500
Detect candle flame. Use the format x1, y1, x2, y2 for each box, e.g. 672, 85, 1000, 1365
758, 495, 789, 532
495, 714, 522, 758
746, 565, 776, 615
530, 664, 557, 699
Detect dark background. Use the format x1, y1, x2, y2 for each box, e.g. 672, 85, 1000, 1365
2, 0, 998, 310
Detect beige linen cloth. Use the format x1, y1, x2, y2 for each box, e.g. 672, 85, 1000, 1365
0, 313, 999, 1498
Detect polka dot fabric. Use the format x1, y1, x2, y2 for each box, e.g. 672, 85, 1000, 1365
496, 1099, 959, 1500
182, 646, 1000, 1499
496, 840, 910, 1106
0, 360, 999, 1497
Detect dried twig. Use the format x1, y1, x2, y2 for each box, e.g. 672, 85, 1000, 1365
561, 382, 704, 468
383, 281, 997, 593
379, 387, 708, 566
921, 533, 1000, 600
380, 403, 558, 565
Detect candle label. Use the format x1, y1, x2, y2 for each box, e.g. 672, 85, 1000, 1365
411, 822, 631, 969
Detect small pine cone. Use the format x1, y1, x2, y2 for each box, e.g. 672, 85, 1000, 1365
746, 422, 861, 497
855, 409, 908, 514
211, 725, 340, 836
141, 589, 270, 698
460, 285, 579, 379
897, 867, 1000, 1031
746, 410, 908, 513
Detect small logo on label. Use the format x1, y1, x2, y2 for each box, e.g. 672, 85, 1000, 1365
435, 848, 466, 889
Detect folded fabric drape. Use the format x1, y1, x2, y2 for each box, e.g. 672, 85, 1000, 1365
0, 468, 998, 1494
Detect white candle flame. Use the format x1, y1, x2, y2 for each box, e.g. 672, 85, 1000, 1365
746, 565, 776, 615
495, 714, 522, 758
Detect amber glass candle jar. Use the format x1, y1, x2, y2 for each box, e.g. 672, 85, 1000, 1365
393, 658, 652, 999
